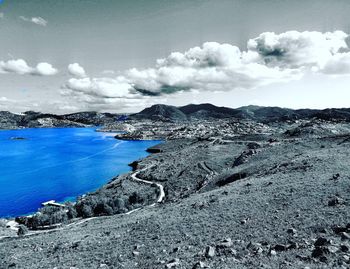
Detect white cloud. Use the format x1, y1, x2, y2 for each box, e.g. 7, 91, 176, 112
65, 77, 135, 98
68, 63, 87, 78
31, 17, 47, 26
0, 59, 33, 75
35, 62, 58, 76
320, 53, 350, 74
247, 30, 348, 69
20, 16, 47, 26
0, 59, 58, 76
62, 30, 350, 111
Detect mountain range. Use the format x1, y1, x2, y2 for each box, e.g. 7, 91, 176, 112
1, 103, 350, 129
131, 103, 350, 122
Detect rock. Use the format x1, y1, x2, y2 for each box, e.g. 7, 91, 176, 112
256, 247, 263, 254
314, 237, 330, 247
273, 244, 287, 251
205, 246, 215, 258
287, 228, 297, 235
340, 245, 349, 252
333, 225, 348, 234
328, 197, 345, 206
269, 249, 277, 256
240, 219, 247, 225
287, 242, 298, 250
128, 161, 139, 171
332, 173, 340, 180
319, 256, 328, 263
217, 238, 233, 248
172, 247, 180, 253
247, 142, 261, 150
17, 225, 28, 236
10, 137, 26, 140
312, 246, 330, 258
341, 232, 350, 240
247, 242, 262, 250
132, 251, 140, 256
99, 264, 109, 268
166, 258, 180, 268
343, 255, 350, 262
192, 261, 208, 268
146, 147, 163, 153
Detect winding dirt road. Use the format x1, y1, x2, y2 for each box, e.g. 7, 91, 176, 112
0, 165, 165, 240
130, 164, 165, 204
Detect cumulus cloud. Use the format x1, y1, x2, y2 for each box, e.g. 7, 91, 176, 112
65, 77, 135, 98
247, 30, 348, 69
68, 63, 87, 78
62, 30, 350, 109
0, 59, 58, 76
35, 63, 58, 76
19, 16, 47, 26
320, 52, 350, 74
0, 59, 33, 75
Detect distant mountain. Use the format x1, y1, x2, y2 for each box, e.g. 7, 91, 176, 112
131, 103, 350, 122
235, 105, 300, 121
1, 104, 350, 129
0, 111, 23, 129
0, 111, 122, 129
62, 112, 119, 125
131, 104, 187, 121
179, 103, 239, 119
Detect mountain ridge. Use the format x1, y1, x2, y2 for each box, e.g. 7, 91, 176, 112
131, 103, 350, 122
1, 103, 350, 129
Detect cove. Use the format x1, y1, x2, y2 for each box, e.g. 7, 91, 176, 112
0, 127, 160, 217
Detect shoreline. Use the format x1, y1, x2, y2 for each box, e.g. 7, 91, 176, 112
0, 126, 163, 231
1, 119, 350, 268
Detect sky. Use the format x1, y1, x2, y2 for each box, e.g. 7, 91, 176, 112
1, 0, 350, 113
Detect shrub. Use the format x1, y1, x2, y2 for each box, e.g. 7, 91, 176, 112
93, 203, 113, 216
128, 192, 144, 205
66, 204, 78, 219
17, 225, 29, 236
113, 198, 126, 213
79, 204, 94, 218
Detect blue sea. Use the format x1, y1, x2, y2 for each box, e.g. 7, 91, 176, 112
0, 127, 160, 217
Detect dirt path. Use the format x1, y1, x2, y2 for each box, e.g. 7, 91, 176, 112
0, 165, 166, 240
130, 164, 165, 204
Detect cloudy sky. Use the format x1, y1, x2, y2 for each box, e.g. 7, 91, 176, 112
1, 0, 350, 113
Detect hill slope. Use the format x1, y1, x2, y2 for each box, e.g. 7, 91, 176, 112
132, 103, 350, 122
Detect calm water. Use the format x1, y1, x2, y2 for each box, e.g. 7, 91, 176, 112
0, 127, 160, 217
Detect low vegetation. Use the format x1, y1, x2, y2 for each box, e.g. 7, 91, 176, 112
16, 188, 153, 230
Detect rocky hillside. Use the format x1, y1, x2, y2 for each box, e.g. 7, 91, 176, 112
2, 104, 350, 129
131, 104, 188, 121
0, 118, 350, 268
0, 111, 123, 129
131, 103, 350, 122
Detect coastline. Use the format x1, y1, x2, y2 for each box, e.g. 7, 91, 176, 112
0, 127, 163, 231
1, 119, 350, 268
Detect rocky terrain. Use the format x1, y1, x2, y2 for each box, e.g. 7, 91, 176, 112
2, 103, 350, 129
0, 104, 350, 268
0, 111, 124, 129
130, 103, 350, 122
